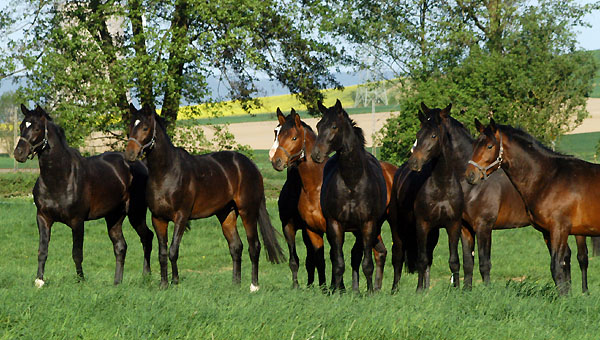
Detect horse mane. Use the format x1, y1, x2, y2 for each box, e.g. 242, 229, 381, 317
340, 109, 365, 147
498, 124, 573, 159
48, 120, 84, 159
282, 113, 315, 134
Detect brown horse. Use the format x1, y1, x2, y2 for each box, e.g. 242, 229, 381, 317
466, 118, 600, 294
404, 103, 590, 291
125, 104, 284, 290
13, 104, 153, 287
269, 108, 396, 290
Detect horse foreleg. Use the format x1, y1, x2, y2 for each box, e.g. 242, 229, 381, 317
390, 219, 404, 293
326, 219, 345, 292
35, 213, 53, 288
361, 221, 378, 293
415, 220, 431, 292
284, 221, 300, 288
476, 225, 493, 285
447, 221, 461, 288
151, 216, 170, 289
373, 234, 387, 292
70, 220, 85, 282
575, 235, 588, 293
127, 203, 153, 275
460, 226, 475, 289
106, 212, 127, 285
550, 229, 571, 295
303, 228, 326, 287
168, 213, 189, 285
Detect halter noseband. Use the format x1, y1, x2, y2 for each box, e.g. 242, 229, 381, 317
468, 133, 503, 180
19, 120, 49, 159
128, 119, 156, 155
277, 128, 306, 167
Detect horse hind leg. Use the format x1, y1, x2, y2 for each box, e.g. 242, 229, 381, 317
216, 208, 243, 287
239, 208, 261, 291
283, 220, 300, 288
304, 228, 326, 287
127, 193, 153, 275
373, 234, 387, 291
575, 235, 588, 293
460, 226, 475, 289
351, 232, 363, 292
106, 212, 128, 285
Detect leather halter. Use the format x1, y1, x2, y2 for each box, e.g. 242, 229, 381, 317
128, 119, 156, 155
19, 120, 49, 159
468, 133, 503, 180
277, 128, 306, 167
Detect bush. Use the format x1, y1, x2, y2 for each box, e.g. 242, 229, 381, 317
0, 172, 38, 197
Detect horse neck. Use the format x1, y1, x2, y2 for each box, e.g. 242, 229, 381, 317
144, 123, 177, 175
336, 124, 367, 187
37, 123, 81, 185
295, 128, 323, 189
440, 119, 474, 173
498, 129, 554, 202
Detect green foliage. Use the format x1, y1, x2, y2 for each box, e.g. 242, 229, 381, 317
210, 124, 254, 159
171, 124, 212, 155
377, 0, 599, 164
0, 0, 348, 147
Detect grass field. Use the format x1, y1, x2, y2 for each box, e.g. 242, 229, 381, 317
2, 151, 600, 339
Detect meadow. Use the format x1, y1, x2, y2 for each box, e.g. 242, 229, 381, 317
2, 150, 600, 339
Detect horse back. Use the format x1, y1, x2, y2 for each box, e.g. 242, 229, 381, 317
83, 152, 131, 220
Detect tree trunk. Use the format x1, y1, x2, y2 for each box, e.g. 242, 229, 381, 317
128, 0, 155, 109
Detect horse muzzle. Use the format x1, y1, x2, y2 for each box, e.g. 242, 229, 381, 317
13, 141, 30, 163
465, 166, 481, 185
124, 140, 141, 162
407, 156, 422, 172
271, 157, 285, 171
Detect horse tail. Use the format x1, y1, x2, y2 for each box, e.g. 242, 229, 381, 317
258, 196, 286, 264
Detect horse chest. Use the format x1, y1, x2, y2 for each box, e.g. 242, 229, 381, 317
417, 181, 463, 223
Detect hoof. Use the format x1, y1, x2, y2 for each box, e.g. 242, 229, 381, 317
250, 283, 260, 292
34, 279, 45, 288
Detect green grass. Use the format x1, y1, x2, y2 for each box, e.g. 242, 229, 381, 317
3, 150, 600, 339
556, 131, 600, 161
0, 154, 38, 169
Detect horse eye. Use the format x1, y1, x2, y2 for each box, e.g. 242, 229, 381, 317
487, 144, 493, 149
292, 137, 297, 141
143, 127, 149, 131
431, 134, 436, 138
332, 125, 337, 129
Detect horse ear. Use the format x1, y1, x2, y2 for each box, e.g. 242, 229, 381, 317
418, 111, 426, 123
440, 103, 452, 119
21, 104, 30, 116
474, 118, 485, 133
317, 101, 327, 114
335, 99, 343, 111
294, 111, 302, 129
141, 103, 154, 116
129, 103, 138, 115
276, 107, 286, 125
489, 117, 497, 133
420, 102, 430, 113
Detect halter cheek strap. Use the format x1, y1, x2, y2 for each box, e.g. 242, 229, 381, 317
468, 133, 503, 180
128, 119, 156, 155
19, 121, 49, 159
277, 128, 307, 167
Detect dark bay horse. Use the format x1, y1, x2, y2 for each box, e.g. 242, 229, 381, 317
13, 104, 153, 287
310, 100, 388, 292
407, 103, 591, 291
270, 108, 396, 290
466, 119, 600, 294
124, 104, 284, 290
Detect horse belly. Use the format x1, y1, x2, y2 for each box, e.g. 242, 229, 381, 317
298, 193, 326, 232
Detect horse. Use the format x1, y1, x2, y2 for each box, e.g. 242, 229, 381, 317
124, 104, 285, 290
407, 103, 591, 291
466, 118, 600, 294
310, 100, 388, 292
13, 104, 154, 287
276, 165, 325, 288
269, 108, 396, 290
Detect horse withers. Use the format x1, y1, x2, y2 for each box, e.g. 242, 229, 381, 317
14, 104, 153, 287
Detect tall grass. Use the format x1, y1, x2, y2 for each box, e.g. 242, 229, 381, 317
2, 151, 600, 339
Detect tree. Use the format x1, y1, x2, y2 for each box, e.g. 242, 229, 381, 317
0, 1, 347, 146
369, 0, 600, 164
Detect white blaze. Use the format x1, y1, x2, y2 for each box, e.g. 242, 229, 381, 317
134, 119, 141, 127
411, 139, 418, 153
25, 122, 31, 128
268, 126, 281, 161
